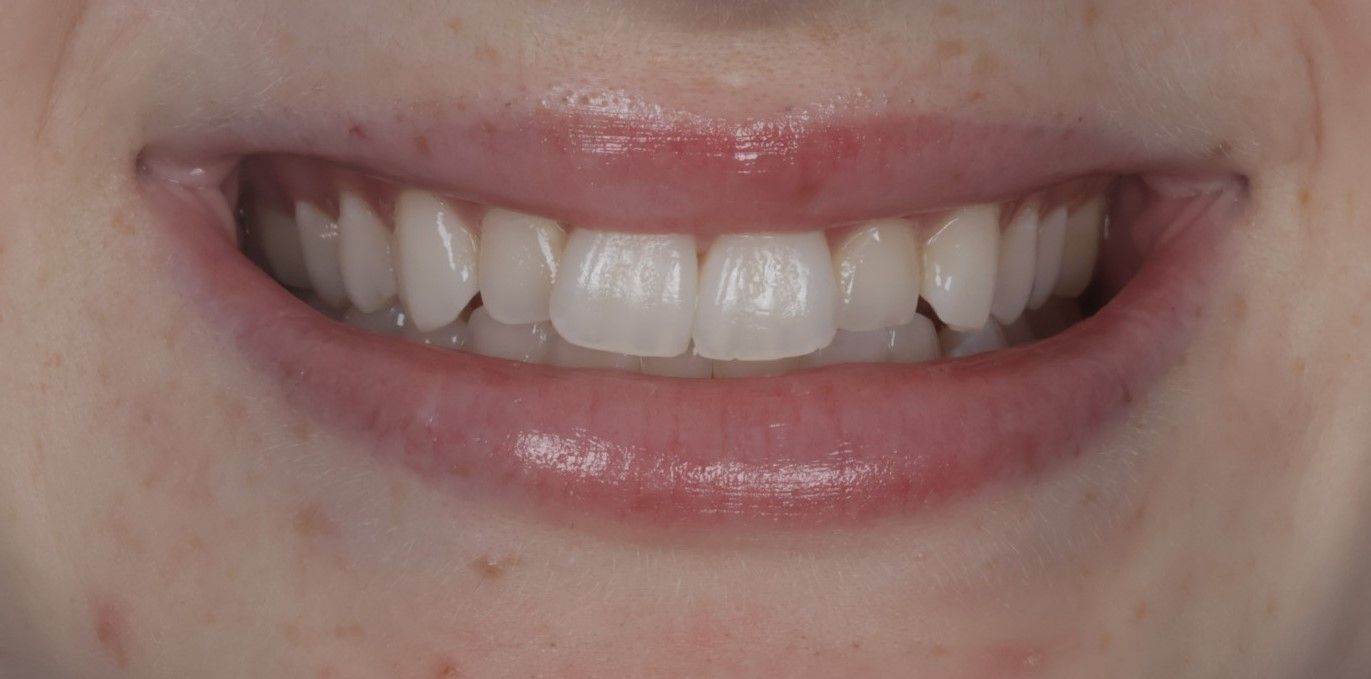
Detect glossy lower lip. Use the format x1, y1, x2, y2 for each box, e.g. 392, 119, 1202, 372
143, 169, 1243, 525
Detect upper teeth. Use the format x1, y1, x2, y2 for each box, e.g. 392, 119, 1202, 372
256, 182, 1109, 375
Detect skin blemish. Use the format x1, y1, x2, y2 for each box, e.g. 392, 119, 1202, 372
471, 554, 521, 579
473, 45, 501, 64
432, 658, 462, 678
333, 623, 366, 640
294, 502, 340, 541
415, 134, 431, 155
936, 39, 965, 59
90, 597, 132, 669
1132, 601, 1149, 621
348, 124, 369, 141
973, 51, 1000, 79
446, 17, 463, 34
1084, 3, 1101, 28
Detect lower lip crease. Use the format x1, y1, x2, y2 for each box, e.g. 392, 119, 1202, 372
145, 178, 1241, 525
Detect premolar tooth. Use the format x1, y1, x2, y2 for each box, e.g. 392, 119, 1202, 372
338, 190, 398, 313
939, 320, 1008, 358
712, 358, 802, 379
468, 308, 551, 364
889, 314, 941, 363
990, 202, 1039, 325
255, 206, 311, 289
394, 190, 480, 332
343, 305, 409, 336
803, 329, 893, 367
1028, 206, 1068, 310
548, 333, 642, 371
641, 347, 714, 379
480, 208, 566, 324
921, 205, 1000, 331
834, 219, 921, 332
694, 233, 838, 361
550, 230, 697, 358
295, 201, 348, 308
1053, 195, 1106, 298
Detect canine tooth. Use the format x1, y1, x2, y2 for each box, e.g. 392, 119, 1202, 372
343, 305, 408, 336
550, 230, 697, 357
548, 333, 642, 371
1053, 195, 1107, 298
641, 347, 714, 379
939, 320, 1008, 358
888, 314, 941, 363
712, 358, 802, 379
394, 190, 480, 332
480, 208, 566, 324
921, 205, 1000, 331
1028, 206, 1068, 310
990, 203, 1039, 324
803, 329, 893, 367
255, 206, 311, 289
405, 319, 470, 350
834, 219, 921, 332
338, 190, 398, 313
295, 201, 349, 308
468, 308, 550, 363
694, 233, 838, 361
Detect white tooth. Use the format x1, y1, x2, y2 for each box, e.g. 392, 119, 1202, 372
834, 219, 921, 332
990, 203, 1039, 325
712, 358, 802, 379
888, 314, 941, 363
550, 230, 697, 358
479, 208, 566, 324
1028, 206, 1068, 310
255, 206, 312, 289
295, 201, 349, 308
641, 347, 714, 379
404, 319, 470, 350
1053, 195, 1106, 299
921, 204, 1000, 331
803, 329, 893, 367
394, 190, 480, 332
694, 232, 838, 361
468, 308, 550, 363
338, 190, 398, 313
548, 333, 642, 371
343, 305, 409, 336
1027, 297, 1084, 339
939, 320, 1008, 358
1002, 316, 1036, 347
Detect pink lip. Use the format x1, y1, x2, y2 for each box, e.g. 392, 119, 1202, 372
147, 106, 1228, 233
142, 160, 1242, 524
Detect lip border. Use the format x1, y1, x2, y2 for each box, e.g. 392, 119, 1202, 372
141, 165, 1244, 526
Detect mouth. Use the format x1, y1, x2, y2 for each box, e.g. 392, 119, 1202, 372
139, 105, 1248, 525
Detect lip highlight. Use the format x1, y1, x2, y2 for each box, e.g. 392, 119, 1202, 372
141, 139, 1245, 523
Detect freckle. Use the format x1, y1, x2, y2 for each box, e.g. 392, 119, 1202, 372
1292, 357, 1306, 376
1080, 490, 1099, 506
1297, 188, 1312, 207
936, 39, 965, 59
433, 658, 462, 678
1133, 601, 1148, 621
973, 52, 1000, 78
1083, 3, 1101, 28
1097, 632, 1112, 650
333, 623, 365, 640
937, 3, 959, 18
294, 503, 340, 540
472, 554, 520, 579
446, 17, 463, 34
474, 45, 501, 64
931, 643, 949, 657
415, 135, 431, 155
91, 598, 131, 669
112, 212, 134, 236
44, 352, 63, 368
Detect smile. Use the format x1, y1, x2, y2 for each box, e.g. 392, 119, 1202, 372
139, 106, 1248, 525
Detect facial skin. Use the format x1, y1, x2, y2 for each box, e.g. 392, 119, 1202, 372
1, 1, 1370, 677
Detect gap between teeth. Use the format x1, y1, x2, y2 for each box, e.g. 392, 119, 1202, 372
254, 184, 1108, 377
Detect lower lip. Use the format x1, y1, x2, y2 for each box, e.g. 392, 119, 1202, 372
145, 178, 1239, 526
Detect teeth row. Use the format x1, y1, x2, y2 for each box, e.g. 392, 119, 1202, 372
253, 187, 1107, 366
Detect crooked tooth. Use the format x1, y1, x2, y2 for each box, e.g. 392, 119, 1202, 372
338, 190, 398, 313
803, 329, 893, 367
990, 202, 1039, 325
480, 208, 566, 324
255, 206, 312, 289
834, 219, 921, 332
712, 358, 802, 379
343, 305, 408, 336
939, 320, 1008, 358
921, 204, 1000, 331
468, 308, 551, 364
641, 346, 714, 379
889, 314, 941, 363
1053, 195, 1107, 299
295, 201, 349, 308
394, 190, 480, 332
550, 230, 697, 358
694, 232, 838, 361
548, 333, 642, 371
1028, 206, 1068, 310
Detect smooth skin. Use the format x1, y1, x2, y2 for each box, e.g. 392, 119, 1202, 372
1, 2, 1369, 677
